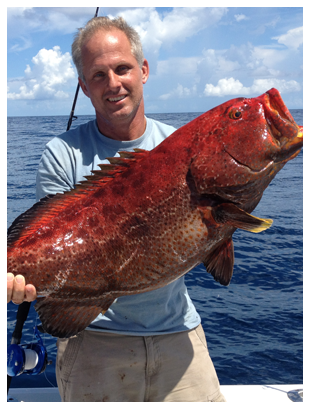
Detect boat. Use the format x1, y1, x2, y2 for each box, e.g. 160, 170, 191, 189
7, 384, 303, 402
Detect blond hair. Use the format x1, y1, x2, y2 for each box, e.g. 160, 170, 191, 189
72, 16, 144, 80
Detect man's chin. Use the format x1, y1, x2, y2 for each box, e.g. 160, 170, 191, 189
103, 102, 143, 123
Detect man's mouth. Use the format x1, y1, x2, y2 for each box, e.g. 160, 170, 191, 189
107, 95, 126, 102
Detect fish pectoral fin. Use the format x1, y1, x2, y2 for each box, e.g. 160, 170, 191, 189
212, 203, 273, 233
35, 296, 114, 338
203, 238, 234, 286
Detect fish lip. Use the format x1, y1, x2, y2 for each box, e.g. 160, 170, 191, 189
224, 148, 274, 174
265, 117, 281, 146
263, 94, 303, 161
262, 93, 300, 146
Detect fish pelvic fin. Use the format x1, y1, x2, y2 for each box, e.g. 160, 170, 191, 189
35, 296, 115, 338
212, 203, 273, 233
203, 238, 234, 286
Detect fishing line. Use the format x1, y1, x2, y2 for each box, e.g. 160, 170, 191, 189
66, 7, 100, 131
39, 318, 57, 388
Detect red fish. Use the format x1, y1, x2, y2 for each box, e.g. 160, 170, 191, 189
7, 88, 303, 338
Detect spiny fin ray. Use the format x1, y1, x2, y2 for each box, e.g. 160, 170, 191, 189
7, 149, 149, 248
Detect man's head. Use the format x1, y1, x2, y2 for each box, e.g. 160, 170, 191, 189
71, 16, 149, 140
72, 16, 144, 81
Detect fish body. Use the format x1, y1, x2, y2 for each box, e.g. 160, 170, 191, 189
7, 88, 303, 338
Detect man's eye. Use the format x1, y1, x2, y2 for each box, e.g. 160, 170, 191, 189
117, 66, 129, 74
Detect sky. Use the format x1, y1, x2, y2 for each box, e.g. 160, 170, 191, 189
7, 5, 304, 117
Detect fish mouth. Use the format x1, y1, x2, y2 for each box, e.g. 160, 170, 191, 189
225, 148, 273, 174
262, 89, 303, 158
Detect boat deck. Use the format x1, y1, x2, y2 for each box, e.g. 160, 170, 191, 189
7, 384, 303, 402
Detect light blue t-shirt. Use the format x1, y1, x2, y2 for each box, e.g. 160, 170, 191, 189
36, 117, 201, 335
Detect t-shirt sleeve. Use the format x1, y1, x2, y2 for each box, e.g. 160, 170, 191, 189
36, 137, 75, 201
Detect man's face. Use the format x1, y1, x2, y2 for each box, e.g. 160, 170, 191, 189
79, 29, 149, 131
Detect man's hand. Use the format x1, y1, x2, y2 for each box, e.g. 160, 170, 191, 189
7, 273, 37, 304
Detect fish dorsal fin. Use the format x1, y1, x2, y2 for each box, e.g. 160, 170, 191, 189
85, 149, 148, 181
7, 149, 149, 248
203, 238, 234, 286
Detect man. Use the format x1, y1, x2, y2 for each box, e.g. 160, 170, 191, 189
7, 16, 226, 402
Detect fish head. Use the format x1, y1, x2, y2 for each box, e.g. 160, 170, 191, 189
190, 88, 303, 208
217, 87, 303, 170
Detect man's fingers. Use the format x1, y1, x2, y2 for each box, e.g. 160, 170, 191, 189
11, 275, 26, 304
7, 273, 14, 303
25, 284, 37, 302
7, 274, 37, 304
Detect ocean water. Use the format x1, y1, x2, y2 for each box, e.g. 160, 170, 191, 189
7, 110, 303, 389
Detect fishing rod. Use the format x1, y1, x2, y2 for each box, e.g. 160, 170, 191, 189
7, 307, 48, 394
7, 301, 31, 394
66, 7, 100, 131
7, 7, 100, 398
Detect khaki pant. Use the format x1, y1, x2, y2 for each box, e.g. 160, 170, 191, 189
56, 324, 226, 402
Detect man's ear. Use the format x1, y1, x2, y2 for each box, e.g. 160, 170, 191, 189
78, 77, 90, 98
141, 59, 149, 84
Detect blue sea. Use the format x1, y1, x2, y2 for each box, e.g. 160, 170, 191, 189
7, 110, 303, 389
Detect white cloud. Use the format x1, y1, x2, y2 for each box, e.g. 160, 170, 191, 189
202, 48, 242, 73
6, 7, 303, 113
7, 46, 75, 100
159, 84, 197, 100
154, 32, 302, 103
252, 79, 301, 94
156, 57, 200, 78
113, 7, 228, 61
273, 26, 303, 50
10, 36, 32, 52
204, 78, 244, 97
204, 77, 301, 97
7, 7, 96, 36
234, 14, 248, 22
195, 40, 302, 93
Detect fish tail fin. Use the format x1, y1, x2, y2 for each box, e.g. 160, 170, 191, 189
35, 296, 114, 338
212, 203, 273, 233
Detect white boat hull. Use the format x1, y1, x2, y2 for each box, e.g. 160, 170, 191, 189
7, 384, 303, 402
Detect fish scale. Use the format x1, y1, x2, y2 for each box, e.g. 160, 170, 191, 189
7, 88, 303, 338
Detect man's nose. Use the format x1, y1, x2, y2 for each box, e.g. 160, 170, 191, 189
107, 71, 121, 89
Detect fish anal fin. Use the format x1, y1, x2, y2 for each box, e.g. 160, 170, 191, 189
204, 238, 234, 286
35, 296, 114, 338
212, 203, 273, 233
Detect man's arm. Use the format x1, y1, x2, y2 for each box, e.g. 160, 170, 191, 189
36, 139, 76, 200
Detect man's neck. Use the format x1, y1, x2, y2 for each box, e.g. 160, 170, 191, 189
96, 109, 147, 142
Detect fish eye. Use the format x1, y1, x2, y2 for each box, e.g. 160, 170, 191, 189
229, 109, 242, 120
